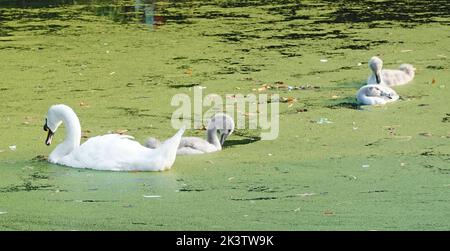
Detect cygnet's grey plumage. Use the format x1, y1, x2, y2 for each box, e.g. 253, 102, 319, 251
145, 113, 235, 155
367, 56, 415, 86
356, 84, 399, 105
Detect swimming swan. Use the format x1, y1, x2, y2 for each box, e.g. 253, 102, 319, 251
43, 104, 185, 171
367, 56, 415, 86
145, 113, 234, 155
356, 84, 399, 105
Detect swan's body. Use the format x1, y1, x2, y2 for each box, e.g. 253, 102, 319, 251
367, 56, 415, 86
43, 104, 184, 171
356, 84, 399, 105
145, 113, 234, 155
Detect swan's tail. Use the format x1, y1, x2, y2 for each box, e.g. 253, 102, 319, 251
151, 126, 185, 170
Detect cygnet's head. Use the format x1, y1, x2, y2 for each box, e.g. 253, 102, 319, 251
43, 104, 73, 145
207, 113, 235, 146
368, 56, 383, 84
399, 63, 415, 77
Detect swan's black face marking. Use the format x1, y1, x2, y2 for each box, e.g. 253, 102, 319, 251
43, 119, 54, 146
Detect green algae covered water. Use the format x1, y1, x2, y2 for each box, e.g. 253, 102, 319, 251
0, 0, 449, 230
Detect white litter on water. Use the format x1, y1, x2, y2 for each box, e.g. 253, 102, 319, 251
0, 212, 7, 215
320, 59, 328, 63
9, 145, 16, 151
297, 193, 315, 197
317, 118, 333, 124
143, 195, 161, 198
362, 164, 370, 168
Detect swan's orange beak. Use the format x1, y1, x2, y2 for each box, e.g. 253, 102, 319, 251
43, 123, 54, 146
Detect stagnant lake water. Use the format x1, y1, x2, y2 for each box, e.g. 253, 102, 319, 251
0, 0, 449, 230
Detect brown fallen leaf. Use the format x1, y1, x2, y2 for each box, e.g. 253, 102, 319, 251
116, 129, 129, 135
185, 68, 193, 76
322, 210, 335, 216
431, 78, 436, 85
80, 101, 90, 108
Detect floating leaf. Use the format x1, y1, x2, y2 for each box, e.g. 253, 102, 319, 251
115, 129, 128, 135
322, 210, 335, 216
79, 101, 90, 108
184, 68, 193, 76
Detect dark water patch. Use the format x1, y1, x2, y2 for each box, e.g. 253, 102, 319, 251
0, 23, 70, 35
263, 44, 297, 50
178, 185, 204, 192
231, 196, 278, 201
0, 181, 53, 193
319, 0, 450, 25
172, 56, 188, 60
216, 64, 262, 75
426, 65, 445, 70
248, 185, 278, 193
336, 40, 389, 50
76, 199, 119, 203
216, 0, 272, 8
270, 29, 348, 40
107, 106, 152, 117
326, 101, 360, 110
203, 31, 260, 43
360, 190, 388, 194
293, 66, 356, 78
422, 164, 450, 175
193, 11, 250, 19
169, 83, 199, 89
29, 172, 50, 180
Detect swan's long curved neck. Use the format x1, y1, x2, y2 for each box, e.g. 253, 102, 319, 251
61, 110, 81, 150
49, 108, 81, 161
206, 129, 221, 150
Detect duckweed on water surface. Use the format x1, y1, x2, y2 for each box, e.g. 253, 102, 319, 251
0, 0, 449, 230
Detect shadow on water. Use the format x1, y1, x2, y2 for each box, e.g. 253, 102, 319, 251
224, 137, 260, 148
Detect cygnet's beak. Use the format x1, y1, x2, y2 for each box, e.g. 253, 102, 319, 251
375, 72, 382, 84
220, 133, 229, 147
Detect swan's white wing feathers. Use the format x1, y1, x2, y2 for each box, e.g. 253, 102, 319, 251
59, 134, 168, 171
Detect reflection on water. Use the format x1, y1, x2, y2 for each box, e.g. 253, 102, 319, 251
93, 0, 165, 30
0, 0, 166, 30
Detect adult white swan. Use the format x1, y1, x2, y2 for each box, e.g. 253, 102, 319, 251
367, 56, 415, 86
145, 113, 234, 155
356, 84, 399, 105
43, 104, 184, 171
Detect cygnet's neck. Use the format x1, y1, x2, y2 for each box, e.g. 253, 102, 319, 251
206, 128, 221, 150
